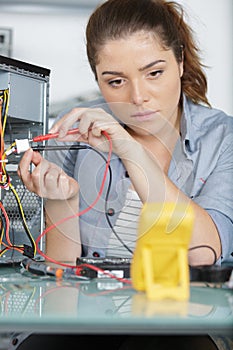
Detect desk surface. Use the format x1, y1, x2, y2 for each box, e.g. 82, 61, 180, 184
0, 265, 232, 335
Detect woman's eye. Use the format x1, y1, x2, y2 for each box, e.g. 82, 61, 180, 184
108, 79, 124, 87
149, 70, 164, 78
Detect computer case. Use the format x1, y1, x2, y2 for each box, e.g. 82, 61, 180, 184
0, 55, 50, 258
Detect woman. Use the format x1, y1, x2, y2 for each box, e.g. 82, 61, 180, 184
19, 0, 233, 267
17, 1, 233, 349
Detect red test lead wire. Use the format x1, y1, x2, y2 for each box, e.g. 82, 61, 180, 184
13, 128, 81, 154
35, 130, 112, 268
32, 127, 80, 142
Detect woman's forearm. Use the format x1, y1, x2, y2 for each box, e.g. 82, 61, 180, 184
122, 142, 221, 266
44, 194, 81, 263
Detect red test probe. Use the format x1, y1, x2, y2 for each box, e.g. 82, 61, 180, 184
12, 128, 80, 154
32, 127, 80, 142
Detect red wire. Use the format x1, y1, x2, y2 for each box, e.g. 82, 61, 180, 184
0, 201, 24, 254
0, 106, 4, 176
78, 263, 132, 284
0, 201, 10, 245
35, 130, 112, 268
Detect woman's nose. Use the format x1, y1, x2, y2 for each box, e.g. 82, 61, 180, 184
130, 81, 149, 106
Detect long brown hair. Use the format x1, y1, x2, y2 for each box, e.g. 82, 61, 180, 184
86, 0, 210, 106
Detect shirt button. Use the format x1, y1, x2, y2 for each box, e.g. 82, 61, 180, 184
93, 251, 100, 257
107, 208, 115, 216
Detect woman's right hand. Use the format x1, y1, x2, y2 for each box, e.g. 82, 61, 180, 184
18, 148, 79, 200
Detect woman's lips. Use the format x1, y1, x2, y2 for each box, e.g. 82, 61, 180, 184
130, 110, 156, 121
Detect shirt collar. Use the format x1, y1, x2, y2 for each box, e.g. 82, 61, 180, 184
180, 94, 195, 155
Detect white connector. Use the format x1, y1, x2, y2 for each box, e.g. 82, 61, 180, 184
15, 139, 30, 154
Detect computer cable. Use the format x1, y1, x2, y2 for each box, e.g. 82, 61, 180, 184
31, 129, 113, 268
9, 183, 37, 257
0, 128, 97, 259
0, 201, 24, 257
2, 127, 132, 278
31, 145, 134, 255
1, 89, 9, 135
32, 144, 134, 256
29, 125, 133, 259
104, 174, 134, 255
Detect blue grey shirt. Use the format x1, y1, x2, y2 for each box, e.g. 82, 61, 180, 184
47, 95, 233, 265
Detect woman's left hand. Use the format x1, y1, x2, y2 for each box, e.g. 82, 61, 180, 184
49, 107, 134, 157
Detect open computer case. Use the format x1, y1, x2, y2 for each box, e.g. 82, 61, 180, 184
0, 55, 50, 262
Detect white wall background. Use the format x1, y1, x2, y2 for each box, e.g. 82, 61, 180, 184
178, 0, 233, 116
0, 0, 232, 116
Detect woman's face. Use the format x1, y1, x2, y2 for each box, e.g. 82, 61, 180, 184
96, 31, 183, 136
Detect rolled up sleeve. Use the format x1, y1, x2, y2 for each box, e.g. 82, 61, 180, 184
206, 209, 233, 265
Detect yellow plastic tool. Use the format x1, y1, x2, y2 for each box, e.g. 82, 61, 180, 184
131, 202, 194, 300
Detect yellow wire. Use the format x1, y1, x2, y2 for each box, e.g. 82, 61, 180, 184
0, 218, 4, 250
9, 183, 36, 256
3, 141, 16, 157
0, 246, 23, 256
0, 220, 4, 242
0, 200, 24, 254
2, 89, 9, 137
1, 141, 16, 184
0, 89, 36, 257
1, 90, 12, 185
